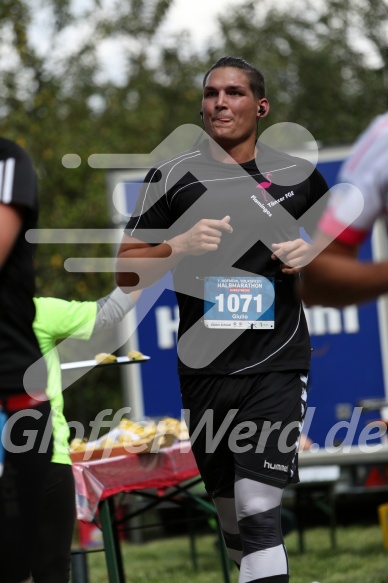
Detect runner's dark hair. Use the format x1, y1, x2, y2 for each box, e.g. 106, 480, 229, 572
203, 56, 265, 99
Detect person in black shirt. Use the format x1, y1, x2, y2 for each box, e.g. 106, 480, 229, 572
116, 57, 328, 583
0, 138, 52, 583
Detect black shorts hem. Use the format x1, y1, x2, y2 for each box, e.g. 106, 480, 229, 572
235, 464, 298, 489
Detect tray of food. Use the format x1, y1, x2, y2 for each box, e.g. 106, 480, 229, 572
69, 416, 189, 462
61, 350, 150, 371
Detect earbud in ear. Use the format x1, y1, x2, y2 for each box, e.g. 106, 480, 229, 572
258, 106, 266, 115
199, 111, 204, 118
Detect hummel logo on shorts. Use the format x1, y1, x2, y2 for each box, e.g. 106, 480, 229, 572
264, 460, 289, 473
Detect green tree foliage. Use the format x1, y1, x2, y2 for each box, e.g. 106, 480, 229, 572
212, 0, 388, 144
0, 0, 206, 425
0, 0, 183, 300
2, 0, 386, 298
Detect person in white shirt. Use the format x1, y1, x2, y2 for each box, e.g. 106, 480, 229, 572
301, 113, 388, 307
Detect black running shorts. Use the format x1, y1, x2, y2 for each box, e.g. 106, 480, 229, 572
180, 371, 308, 498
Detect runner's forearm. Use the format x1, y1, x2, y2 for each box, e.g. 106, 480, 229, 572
115, 241, 184, 290
301, 254, 388, 306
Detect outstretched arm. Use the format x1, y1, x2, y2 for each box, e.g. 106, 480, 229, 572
93, 288, 142, 332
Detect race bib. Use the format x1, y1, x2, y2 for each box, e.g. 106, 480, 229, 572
204, 276, 275, 329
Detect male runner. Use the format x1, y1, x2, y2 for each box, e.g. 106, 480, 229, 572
116, 56, 329, 582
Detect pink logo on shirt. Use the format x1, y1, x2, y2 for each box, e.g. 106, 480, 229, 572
257, 173, 272, 202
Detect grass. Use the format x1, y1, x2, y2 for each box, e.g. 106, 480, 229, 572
84, 523, 388, 583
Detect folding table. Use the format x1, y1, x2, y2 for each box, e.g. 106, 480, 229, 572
72, 442, 232, 583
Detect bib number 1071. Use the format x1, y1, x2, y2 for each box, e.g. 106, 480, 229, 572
214, 293, 262, 314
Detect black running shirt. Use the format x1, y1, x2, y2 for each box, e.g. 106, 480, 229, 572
126, 141, 329, 376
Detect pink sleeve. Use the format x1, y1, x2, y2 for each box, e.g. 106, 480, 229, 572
318, 207, 368, 247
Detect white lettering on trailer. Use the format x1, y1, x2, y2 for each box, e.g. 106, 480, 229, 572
155, 305, 179, 348
304, 305, 359, 335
